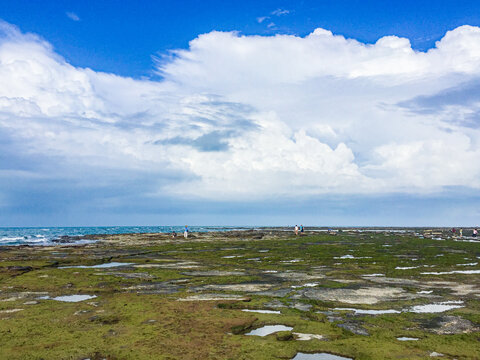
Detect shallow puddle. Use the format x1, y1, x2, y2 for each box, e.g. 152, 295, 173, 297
332, 300, 464, 315
422, 270, 480, 275
59, 262, 133, 269
334, 307, 401, 315
50, 295, 97, 302
292, 283, 319, 289
408, 301, 463, 313
397, 337, 419, 341
292, 353, 352, 360
245, 325, 292, 336
241, 309, 281, 314
362, 273, 385, 277
335, 255, 354, 259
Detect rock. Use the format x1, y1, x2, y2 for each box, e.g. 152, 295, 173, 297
123, 281, 183, 294
194, 283, 274, 292
96, 272, 153, 279
178, 294, 251, 301
270, 272, 324, 281
135, 262, 200, 269
23, 301, 38, 305
290, 302, 312, 312
276, 331, 293, 341
89, 314, 120, 325
293, 332, 324, 341
231, 321, 255, 335
297, 287, 414, 305
7, 266, 33, 273
183, 270, 246, 276
421, 315, 479, 335
255, 288, 293, 297
74, 310, 91, 315
429, 352, 444, 357
0, 308, 24, 314
337, 322, 370, 336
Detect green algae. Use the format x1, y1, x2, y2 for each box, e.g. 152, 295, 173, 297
0, 231, 479, 359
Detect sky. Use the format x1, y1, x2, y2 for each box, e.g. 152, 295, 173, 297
1, 1, 480, 226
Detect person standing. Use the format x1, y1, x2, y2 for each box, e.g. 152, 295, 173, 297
459, 228, 463, 238
300, 225, 304, 234
184, 225, 189, 239
294, 225, 299, 236
474, 228, 478, 238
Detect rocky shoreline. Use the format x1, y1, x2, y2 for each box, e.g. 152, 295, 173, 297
1, 230, 479, 359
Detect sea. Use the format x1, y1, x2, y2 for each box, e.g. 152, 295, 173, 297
0, 226, 255, 246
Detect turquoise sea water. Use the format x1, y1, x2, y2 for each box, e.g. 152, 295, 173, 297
0, 226, 254, 246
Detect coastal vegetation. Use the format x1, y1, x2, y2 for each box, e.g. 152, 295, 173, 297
0, 230, 479, 359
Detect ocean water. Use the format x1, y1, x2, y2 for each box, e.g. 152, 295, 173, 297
0, 226, 253, 246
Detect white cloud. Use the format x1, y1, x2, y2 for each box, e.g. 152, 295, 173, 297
256, 16, 268, 24
66, 12, 80, 22
271, 9, 290, 16
1, 20, 480, 201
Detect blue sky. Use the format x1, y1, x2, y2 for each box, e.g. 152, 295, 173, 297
1, 1, 480, 226
3, 0, 480, 77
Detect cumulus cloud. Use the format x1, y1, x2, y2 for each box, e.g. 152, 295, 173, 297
1, 20, 480, 206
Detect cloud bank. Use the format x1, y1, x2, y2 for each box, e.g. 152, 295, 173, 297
1, 20, 480, 212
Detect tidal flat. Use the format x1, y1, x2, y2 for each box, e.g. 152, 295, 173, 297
0, 230, 479, 359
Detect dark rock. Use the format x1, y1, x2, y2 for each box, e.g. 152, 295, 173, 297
123, 281, 183, 294
337, 322, 370, 336
89, 315, 120, 325
7, 266, 33, 273
291, 302, 312, 312
420, 316, 479, 335
255, 288, 292, 297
